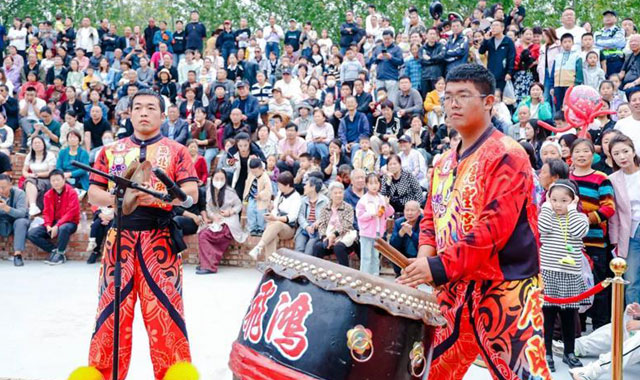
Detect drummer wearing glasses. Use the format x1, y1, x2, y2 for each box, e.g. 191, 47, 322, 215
398, 64, 552, 379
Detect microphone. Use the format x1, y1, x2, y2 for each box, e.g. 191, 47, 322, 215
152, 167, 193, 208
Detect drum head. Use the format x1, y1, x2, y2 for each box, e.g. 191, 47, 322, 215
265, 249, 445, 327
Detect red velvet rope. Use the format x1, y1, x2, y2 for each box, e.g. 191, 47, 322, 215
543, 281, 608, 304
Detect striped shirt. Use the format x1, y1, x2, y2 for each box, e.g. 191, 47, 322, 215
251, 82, 273, 104
539, 206, 589, 275
570, 170, 616, 248
308, 201, 317, 224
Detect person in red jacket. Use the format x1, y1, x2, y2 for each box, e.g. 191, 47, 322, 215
26, 169, 80, 265
398, 64, 552, 379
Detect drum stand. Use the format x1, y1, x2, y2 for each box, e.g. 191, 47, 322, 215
71, 161, 173, 380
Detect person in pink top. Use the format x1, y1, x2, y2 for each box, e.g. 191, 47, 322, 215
356, 173, 394, 275
277, 122, 307, 175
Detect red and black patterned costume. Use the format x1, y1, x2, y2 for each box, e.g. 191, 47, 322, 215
88, 134, 198, 380
420, 127, 552, 380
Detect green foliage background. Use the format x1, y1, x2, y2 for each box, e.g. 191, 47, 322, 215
3, 0, 640, 36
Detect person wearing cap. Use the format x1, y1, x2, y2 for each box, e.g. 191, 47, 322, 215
340, 10, 360, 55
284, 19, 302, 52
595, 10, 627, 76
217, 20, 237, 67
274, 68, 303, 103
293, 101, 314, 137
232, 80, 260, 132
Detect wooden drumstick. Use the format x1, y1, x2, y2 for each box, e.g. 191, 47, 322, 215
374, 238, 410, 269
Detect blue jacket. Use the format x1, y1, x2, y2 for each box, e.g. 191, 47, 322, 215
160, 118, 190, 145
232, 95, 260, 131
444, 34, 469, 72
338, 111, 370, 145
389, 215, 423, 259
153, 29, 174, 52
56, 147, 90, 190
479, 36, 516, 83
370, 44, 404, 81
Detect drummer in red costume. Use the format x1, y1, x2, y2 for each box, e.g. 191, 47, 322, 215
398, 64, 552, 380
86, 89, 199, 379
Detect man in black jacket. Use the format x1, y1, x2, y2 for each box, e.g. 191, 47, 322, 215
172, 20, 187, 67
0, 85, 18, 130
339, 11, 359, 55
207, 84, 233, 128
354, 79, 373, 126
420, 28, 446, 97
144, 18, 160, 55
479, 20, 515, 91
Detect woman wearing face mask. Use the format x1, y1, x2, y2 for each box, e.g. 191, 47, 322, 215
197, 170, 247, 274
608, 134, 640, 303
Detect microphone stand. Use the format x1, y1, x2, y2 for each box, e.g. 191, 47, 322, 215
71, 160, 173, 380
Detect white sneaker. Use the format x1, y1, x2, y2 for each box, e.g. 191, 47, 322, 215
76, 189, 87, 201
551, 340, 564, 357
86, 238, 97, 252
248, 244, 263, 260
29, 204, 41, 217
569, 367, 593, 380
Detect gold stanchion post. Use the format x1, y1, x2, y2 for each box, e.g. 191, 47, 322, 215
610, 257, 628, 380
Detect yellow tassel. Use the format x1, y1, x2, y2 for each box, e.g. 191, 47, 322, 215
163, 362, 199, 380
68, 366, 104, 380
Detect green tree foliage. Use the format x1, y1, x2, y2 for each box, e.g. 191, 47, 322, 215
3, 0, 640, 36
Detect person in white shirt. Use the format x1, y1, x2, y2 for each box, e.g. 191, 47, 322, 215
76, 18, 100, 54
18, 87, 46, 151
397, 135, 427, 188
274, 69, 303, 103
7, 18, 28, 55
615, 89, 640, 149
177, 49, 201, 84
556, 8, 586, 51
263, 15, 284, 60
248, 171, 302, 259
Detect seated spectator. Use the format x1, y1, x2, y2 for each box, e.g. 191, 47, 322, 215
45, 76, 67, 105
22, 136, 57, 216
59, 86, 85, 120
394, 75, 423, 129
89, 130, 116, 164
321, 139, 351, 182
26, 169, 80, 265
305, 109, 334, 160
178, 87, 202, 123
356, 173, 394, 275
86, 205, 113, 264
293, 102, 313, 137
423, 77, 446, 127
248, 171, 302, 260
372, 100, 401, 154
352, 135, 376, 174
156, 68, 178, 104
232, 80, 260, 132
295, 176, 329, 254
186, 140, 208, 187
398, 135, 428, 188
268, 87, 293, 118
83, 88, 109, 123
513, 82, 553, 123
18, 71, 46, 100
255, 125, 279, 158
189, 107, 218, 171
198, 170, 247, 274
0, 112, 15, 156
56, 130, 90, 191
375, 141, 393, 174
0, 84, 19, 130
293, 153, 320, 193
0, 174, 30, 267
243, 158, 273, 236
161, 105, 190, 145
84, 105, 112, 151
32, 106, 61, 152
59, 110, 84, 149
207, 84, 232, 136
180, 70, 204, 102
18, 86, 46, 152
173, 186, 206, 237
312, 181, 356, 267
406, 115, 431, 162
389, 200, 423, 276
223, 108, 250, 141
277, 122, 307, 175
338, 96, 370, 159
381, 154, 423, 217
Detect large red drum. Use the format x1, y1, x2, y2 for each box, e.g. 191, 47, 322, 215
229, 249, 445, 380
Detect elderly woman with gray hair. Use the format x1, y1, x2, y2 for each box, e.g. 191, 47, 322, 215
312, 181, 356, 267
